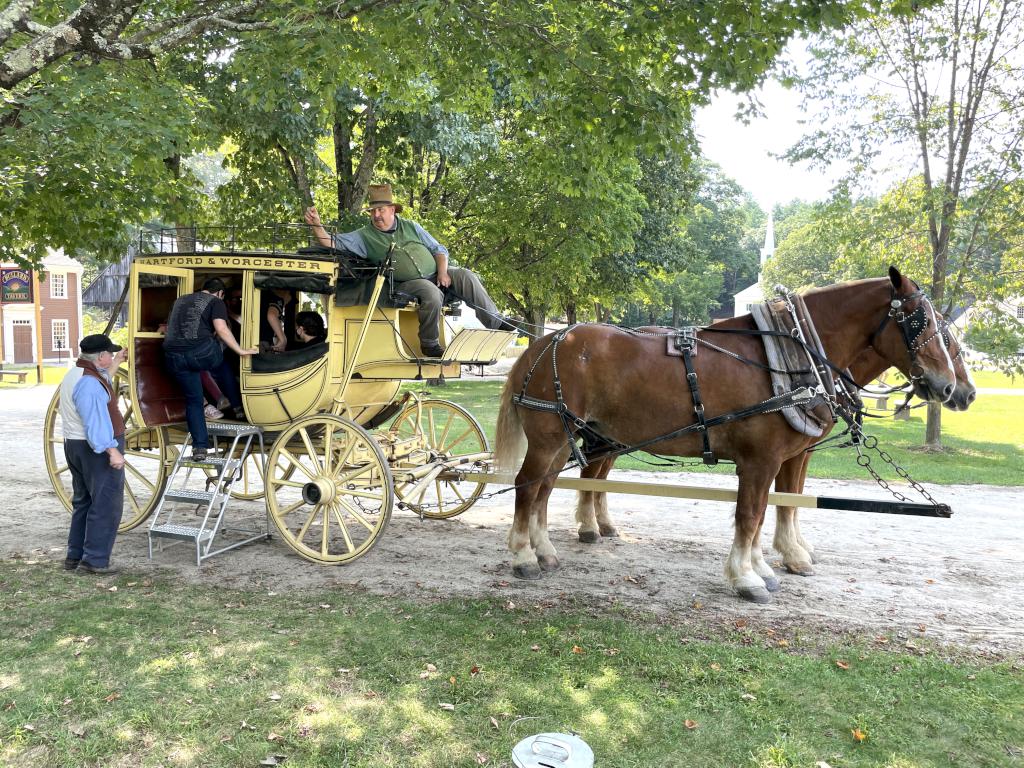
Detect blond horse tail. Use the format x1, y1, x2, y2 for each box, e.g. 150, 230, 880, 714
493, 368, 527, 474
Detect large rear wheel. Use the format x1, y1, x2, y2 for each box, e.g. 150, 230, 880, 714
389, 399, 489, 519
43, 367, 168, 532
265, 415, 393, 565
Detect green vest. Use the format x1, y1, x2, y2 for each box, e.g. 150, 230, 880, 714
357, 218, 438, 282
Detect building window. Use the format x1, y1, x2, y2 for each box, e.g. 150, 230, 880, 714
50, 273, 66, 298
51, 319, 69, 352
1018, 304, 1024, 319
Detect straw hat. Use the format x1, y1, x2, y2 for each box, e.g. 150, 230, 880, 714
363, 184, 404, 213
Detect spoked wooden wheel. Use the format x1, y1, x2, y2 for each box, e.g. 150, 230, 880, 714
265, 414, 393, 565
389, 399, 489, 519
43, 367, 168, 532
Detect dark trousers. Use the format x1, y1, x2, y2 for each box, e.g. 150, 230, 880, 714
164, 338, 242, 450
65, 435, 125, 567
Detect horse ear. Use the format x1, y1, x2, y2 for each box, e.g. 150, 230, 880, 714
888, 265, 902, 290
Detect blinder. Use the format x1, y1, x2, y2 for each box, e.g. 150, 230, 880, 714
869, 283, 946, 382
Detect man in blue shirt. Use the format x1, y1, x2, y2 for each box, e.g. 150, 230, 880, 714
59, 334, 127, 575
304, 184, 514, 358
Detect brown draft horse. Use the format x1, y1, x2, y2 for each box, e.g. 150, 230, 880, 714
573, 332, 977, 579
494, 268, 959, 603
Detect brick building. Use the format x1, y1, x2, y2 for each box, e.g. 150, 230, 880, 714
1, 249, 84, 365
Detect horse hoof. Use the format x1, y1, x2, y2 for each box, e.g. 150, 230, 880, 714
784, 562, 814, 577
538, 554, 561, 572
513, 563, 543, 580
578, 530, 600, 544
737, 586, 772, 604
599, 526, 619, 538
762, 575, 781, 593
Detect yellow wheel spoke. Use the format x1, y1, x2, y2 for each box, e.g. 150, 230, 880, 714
340, 487, 384, 501
321, 505, 330, 557
337, 497, 376, 532
299, 428, 323, 474
277, 497, 306, 517
329, 434, 359, 481
55, 463, 70, 476
279, 448, 317, 481
444, 425, 477, 452
297, 503, 321, 541
322, 428, 334, 476
332, 504, 355, 552
334, 462, 377, 487
269, 477, 307, 489
125, 462, 156, 491
436, 416, 454, 450
124, 481, 142, 516
447, 482, 468, 504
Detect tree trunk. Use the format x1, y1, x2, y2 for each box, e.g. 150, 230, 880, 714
564, 300, 577, 325
925, 401, 942, 449
334, 102, 378, 213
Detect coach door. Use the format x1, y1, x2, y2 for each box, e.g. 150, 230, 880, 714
128, 263, 194, 427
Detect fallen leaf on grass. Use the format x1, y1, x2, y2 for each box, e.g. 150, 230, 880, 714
734, 619, 747, 628
777, 639, 789, 648
684, 720, 698, 730
852, 727, 867, 743
603, 648, 620, 656
489, 716, 500, 729
740, 693, 756, 701
22, 723, 35, 732
419, 671, 431, 679
267, 731, 282, 742
572, 645, 584, 654
259, 755, 287, 766
267, 692, 282, 701
107, 586, 117, 592
439, 703, 455, 711
470, 665, 481, 676
103, 692, 120, 703
303, 703, 322, 714
426, 663, 437, 672
836, 660, 850, 670
530, 644, 541, 652
475, 752, 489, 764
709, 662, 721, 671
815, 762, 834, 768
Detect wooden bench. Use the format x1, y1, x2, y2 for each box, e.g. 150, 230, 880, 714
0, 370, 29, 384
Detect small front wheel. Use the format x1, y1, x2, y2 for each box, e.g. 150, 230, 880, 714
265, 415, 393, 565
389, 399, 489, 519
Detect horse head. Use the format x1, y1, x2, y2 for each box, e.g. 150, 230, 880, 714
869, 266, 958, 405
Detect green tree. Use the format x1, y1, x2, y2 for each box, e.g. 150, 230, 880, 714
784, 0, 1024, 447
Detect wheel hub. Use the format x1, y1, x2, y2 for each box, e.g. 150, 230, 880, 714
302, 476, 336, 505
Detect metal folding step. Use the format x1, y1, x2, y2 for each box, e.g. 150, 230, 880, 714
148, 421, 270, 565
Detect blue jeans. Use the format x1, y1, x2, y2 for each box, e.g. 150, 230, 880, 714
65, 435, 125, 567
164, 338, 242, 450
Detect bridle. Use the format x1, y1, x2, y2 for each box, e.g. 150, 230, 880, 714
869, 282, 948, 384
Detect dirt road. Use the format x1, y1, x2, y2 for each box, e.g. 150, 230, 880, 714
4, 384, 1022, 654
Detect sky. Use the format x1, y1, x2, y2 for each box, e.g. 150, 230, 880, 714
694, 78, 840, 213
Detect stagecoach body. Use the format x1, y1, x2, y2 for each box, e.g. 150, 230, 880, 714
44, 228, 517, 564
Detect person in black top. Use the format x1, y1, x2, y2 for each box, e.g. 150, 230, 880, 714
259, 288, 298, 352
292, 311, 327, 348
163, 278, 258, 459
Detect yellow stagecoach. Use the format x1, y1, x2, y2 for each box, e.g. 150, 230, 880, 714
43, 226, 516, 565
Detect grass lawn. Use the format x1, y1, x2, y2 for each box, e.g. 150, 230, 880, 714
1, 562, 1020, 768
404, 380, 1024, 486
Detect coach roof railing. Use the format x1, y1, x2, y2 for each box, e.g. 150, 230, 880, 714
138, 224, 341, 257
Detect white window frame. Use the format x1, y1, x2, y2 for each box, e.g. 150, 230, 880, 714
1017, 304, 1024, 319
51, 319, 69, 351
50, 272, 66, 299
